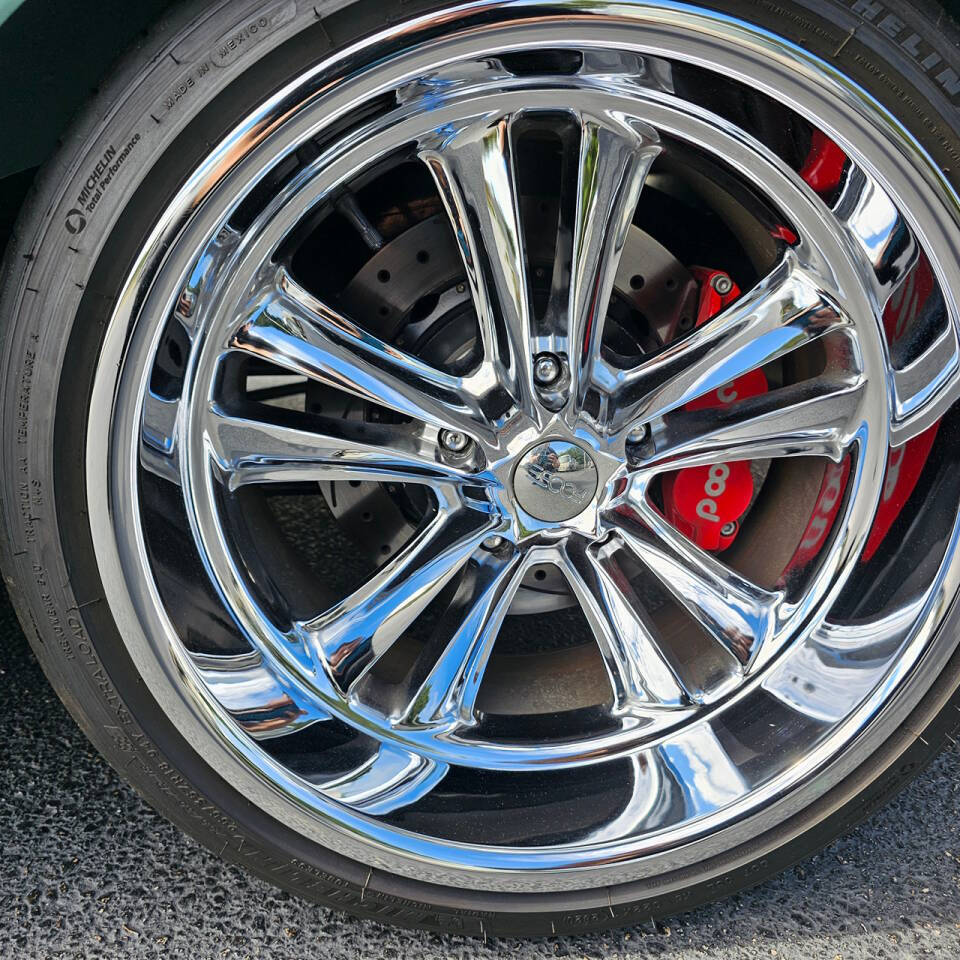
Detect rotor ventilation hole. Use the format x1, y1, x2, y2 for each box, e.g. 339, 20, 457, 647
629, 274, 645, 290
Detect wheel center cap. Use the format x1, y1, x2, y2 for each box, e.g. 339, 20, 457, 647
512, 441, 599, 522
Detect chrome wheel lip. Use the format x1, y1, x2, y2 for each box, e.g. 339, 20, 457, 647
85, 1, 960, 893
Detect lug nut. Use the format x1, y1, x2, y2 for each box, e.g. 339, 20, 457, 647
625, 423, 648, 445
534, 353, 562, 387
439, 429, 470, 453
711, 273, 733, 296
482, 535, 505, 550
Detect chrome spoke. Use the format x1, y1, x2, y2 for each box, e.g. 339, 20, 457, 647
562, 113, 660, 419
316, 743, 448, 815
560, 539, 694, 711
399, 548, 526, 730
298, 509, 495, 692
205, 404, 490, 493
577, 49, 676, 94
654, 725, 749, 816
610, 504, 783, 667
836, 164, 915, 299
230, 268, 498, 446
421, 112, 536, 418
838, 166, 960, 440
191, 651, 331, 740
141, 388, 181, 484
633, 375, 866, 476
608, 251, 853, 436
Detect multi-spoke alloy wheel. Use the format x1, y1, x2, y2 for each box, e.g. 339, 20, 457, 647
5, 0, 960, 935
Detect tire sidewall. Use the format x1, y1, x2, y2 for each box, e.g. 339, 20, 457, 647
3, 0, 960, 936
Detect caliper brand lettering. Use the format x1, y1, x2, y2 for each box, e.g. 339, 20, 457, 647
696, 463, 731, 523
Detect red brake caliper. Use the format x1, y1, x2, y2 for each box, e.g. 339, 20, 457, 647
790, 132, 941, 568
662, 131, 940, 560
798, 129, 848, 195
662, 268, 767, 551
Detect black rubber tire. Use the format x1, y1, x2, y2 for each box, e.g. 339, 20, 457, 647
4, 0, 960, 937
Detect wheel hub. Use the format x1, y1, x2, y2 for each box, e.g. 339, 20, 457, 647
512, 440, 600, 522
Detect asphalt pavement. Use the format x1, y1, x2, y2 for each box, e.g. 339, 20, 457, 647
3, 582, 960, 959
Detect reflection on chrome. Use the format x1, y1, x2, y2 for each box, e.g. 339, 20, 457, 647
191, 650, 330, 739
659, 726, 747, 819
762, 603, 923, 723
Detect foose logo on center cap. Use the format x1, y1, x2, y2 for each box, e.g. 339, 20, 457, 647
524, 464, 589, 504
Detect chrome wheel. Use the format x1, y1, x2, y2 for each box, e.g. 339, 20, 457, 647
86, 1, 960, 892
